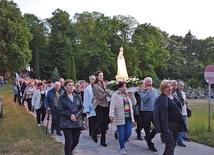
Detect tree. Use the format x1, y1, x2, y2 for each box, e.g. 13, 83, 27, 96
73, 12, 116, 80
70, 56, 76, 83
65, 56, 71, 79
47, 9, 74, 78
34, 45, 40, 79
158, 35, 186, 80
0, 0, 32, 76
73, 12, 139, 80
24, 13, 48, 79
132, 23, 169, 79
50, 67, 60, 82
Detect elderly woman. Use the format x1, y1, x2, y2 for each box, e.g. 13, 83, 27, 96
57, 79, 84, 155
32, 82, 47, 126
109, 81, 136, 155
45, 81, 64, 136
154, 80, 183, 155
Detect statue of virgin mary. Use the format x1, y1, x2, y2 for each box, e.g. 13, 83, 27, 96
115, 47, 129, 81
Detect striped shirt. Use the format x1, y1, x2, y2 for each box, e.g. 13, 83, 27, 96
123, 95, 131, 117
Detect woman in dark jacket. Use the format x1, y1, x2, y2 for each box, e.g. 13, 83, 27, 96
154, 80, 182, 155
57, 79, 84, 155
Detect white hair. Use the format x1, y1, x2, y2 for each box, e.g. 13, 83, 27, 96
144, 77, 153, 83
54, 81, 61, 86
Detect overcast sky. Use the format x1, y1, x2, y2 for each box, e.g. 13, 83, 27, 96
12, 0, 214, 39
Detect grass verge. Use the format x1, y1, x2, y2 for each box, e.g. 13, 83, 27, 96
188, 99, 214, 146
0, 84, 64, 155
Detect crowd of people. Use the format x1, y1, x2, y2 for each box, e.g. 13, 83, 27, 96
11, 72, 191, 155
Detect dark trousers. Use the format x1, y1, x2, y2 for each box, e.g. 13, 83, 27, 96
51, 107, 61, 133
93, 105, 108, 143
63, 128, 81, 155
142, 111, 156, 147
88, 116, 97, 136
135, 111, 143, 136
26, 98, 32, 111
161, 122, 179, 155
36, 106, 46, 124
14, 94, 21, 105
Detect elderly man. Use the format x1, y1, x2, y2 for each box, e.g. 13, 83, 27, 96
45, 81, 64, 136
83, 75, 97, 136
177, 81, 190, 146
140, 77, 159, 152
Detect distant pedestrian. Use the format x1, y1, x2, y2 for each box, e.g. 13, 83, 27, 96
0, 76, 4, 87
57, 79, 84, 155
134, 83, 145, 140
44, 80, 54, 92
83, 75, 97, 136
26, 82, 36, 112
12, 82, 19, 103
32, 82, 47, 126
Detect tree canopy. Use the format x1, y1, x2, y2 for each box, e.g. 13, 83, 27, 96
1, 1, 214, 86
0, 0, 32, 75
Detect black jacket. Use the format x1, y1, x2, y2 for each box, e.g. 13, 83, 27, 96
57, 92, 84, 129
154, 94, 182, 133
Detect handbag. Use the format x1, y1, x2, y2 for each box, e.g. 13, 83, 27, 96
186, 107, 191, 117
172, 97, 188, 132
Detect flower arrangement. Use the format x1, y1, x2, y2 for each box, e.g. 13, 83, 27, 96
126, 76, 143, 88
106, 80, 118, 91
107, 76, 143, 91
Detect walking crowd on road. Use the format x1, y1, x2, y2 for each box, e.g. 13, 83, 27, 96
11, 72, 191, 155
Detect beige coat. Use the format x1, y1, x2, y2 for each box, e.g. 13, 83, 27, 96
92, 83, 109, 110
109, 90, 137, 126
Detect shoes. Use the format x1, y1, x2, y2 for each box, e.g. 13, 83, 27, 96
183, 137, 191, 142
57, 132, 62, 136
148, 146, 157, 152
137, 135, 143, 140
37, 124, 41, 127
135, 129, 143, 140
114, 131, 118, 140
120, 148, 127, 155
177, 142, 186, 147
92, 135, 98, 143
100, 142, 107, 147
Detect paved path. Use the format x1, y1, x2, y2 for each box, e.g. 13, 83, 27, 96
26, 105, 214, 155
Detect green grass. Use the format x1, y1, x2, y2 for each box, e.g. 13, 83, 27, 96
0, 84, 64, 155
188, 99, 214, 146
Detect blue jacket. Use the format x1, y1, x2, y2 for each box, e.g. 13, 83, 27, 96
57, 92, 84, 129
45, 88, 64, 113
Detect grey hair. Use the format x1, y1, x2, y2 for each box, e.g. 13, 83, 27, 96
178, 80, 184, 86
144, 77, 153, 83
171, 80, 177, 85
89, 75, 95, 81
54, 81, 61, 86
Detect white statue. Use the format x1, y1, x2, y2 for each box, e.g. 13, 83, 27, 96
115, 47, 129, 81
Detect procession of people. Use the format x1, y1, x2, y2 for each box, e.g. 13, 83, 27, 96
9, 73, 191, 155
7, 48, 192, 155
